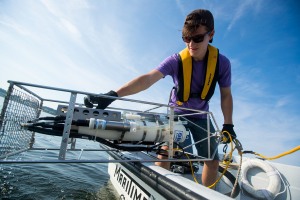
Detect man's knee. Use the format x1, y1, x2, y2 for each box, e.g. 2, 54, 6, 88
155, 145, 170, 169
204, 160, 219, 170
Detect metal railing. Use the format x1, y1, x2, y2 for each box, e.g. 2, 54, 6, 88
0, 80, 220, 164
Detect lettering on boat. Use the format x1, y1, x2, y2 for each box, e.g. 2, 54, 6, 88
113, 164, 151, 200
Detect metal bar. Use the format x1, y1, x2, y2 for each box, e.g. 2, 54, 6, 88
70, 138, 76, 149
143, 105, 163, 112
58, 92, 77, 160
0, 148, 30, 159
29, 148, 116, 151
7, 80, 212, 114
42, 98, 84, 106
108, 106, 168, 117
210, 143, 219, 160
29, 99, 44, 148
183, 135, 213, 150
8, 80, 170, 107
0, 83, 13, 130
210, 112, 220, 132
8, 80, 87, 96
168, 107, 174, 159
0, 158, 213, 164
13, 83, 43, 101
207, 113, 211, 159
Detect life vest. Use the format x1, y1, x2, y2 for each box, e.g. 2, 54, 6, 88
176, 44, 219, 105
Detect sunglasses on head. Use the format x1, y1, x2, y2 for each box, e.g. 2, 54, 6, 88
182, 31, 211, 43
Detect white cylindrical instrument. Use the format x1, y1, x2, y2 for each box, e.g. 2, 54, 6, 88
78, 118, 187, 143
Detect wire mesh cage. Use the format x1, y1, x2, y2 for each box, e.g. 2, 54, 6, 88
0, 84, 41, 159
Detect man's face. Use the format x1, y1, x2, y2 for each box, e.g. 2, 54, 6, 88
183, 26, 214, 61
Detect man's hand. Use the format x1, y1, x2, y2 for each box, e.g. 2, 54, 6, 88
84, 90, 118, 109
221, 124, 236, 143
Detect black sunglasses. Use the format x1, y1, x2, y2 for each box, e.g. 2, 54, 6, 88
182, 31, 211, 43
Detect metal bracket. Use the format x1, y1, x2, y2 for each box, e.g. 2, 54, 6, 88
56, 105, 121, 121
58, 92, 77, 160
168, 107, 174, 159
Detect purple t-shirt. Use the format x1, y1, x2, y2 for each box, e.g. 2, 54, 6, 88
156, 52, 231, 115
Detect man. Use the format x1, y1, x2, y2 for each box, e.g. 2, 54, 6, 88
84, 9, 236, 187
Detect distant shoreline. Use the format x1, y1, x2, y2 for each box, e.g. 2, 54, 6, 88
0, 88, 6, 97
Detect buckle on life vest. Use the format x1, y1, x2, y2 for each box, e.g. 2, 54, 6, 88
176, 101, 183, 106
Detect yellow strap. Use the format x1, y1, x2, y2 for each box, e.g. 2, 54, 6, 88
179, 48, 192, 102
201, 44, 218, 99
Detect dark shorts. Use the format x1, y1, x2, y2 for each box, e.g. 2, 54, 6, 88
180, 117, 219, 160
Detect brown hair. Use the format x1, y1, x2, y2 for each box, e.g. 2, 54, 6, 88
182, 9, 214, 43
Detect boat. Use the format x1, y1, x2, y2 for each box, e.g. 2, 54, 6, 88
0, 80, 299, 200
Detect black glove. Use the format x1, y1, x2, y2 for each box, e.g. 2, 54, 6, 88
84, 90, 118, 109
221, 124, 236, 143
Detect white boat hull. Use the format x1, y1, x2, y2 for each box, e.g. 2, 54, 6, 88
107, 148, 300, 200
107, 147, 234, 200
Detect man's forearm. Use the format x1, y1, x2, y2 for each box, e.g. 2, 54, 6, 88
220, 88, 233, 124
116, 74, 152, 97
116, 69, 163, 97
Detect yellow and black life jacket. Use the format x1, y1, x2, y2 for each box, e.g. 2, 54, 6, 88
176, 44, 219, 105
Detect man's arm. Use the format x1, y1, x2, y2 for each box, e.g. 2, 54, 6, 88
116, 69, 164, 97
220, 87, 233, 124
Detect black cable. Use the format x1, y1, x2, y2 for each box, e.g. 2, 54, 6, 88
242, 150, 255, 154
27, 115, 66, 123
26, 118, 89, 129
26, 126, 163, 152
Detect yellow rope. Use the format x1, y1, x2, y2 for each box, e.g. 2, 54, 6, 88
185, 154, 199, 183
178, 131, 235, 188
171, 148, 200, 183
254, 145, 300, 160
174, 134, 300, 190
208, 130, 234, 189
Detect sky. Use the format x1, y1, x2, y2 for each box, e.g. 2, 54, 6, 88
0, 0, 299, 166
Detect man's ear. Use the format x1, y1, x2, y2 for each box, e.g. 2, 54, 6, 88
209, 29, 215, 41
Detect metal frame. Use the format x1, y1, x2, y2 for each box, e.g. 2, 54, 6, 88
0, 80, 220, 164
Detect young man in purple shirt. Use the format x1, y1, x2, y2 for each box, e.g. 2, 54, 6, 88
85, 9, 236, 187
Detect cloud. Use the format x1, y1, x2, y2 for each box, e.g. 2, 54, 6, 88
0, 16, 34, 38
41, 0, 63, 18
275, 96, 291, 108
226, 0, 263, 32
59, 18, 82, 40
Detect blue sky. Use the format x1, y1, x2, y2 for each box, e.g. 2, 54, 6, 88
0, 0, 299, 166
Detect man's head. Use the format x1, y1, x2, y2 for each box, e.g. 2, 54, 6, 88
182, 9, 214, 43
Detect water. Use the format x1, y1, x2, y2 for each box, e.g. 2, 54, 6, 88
0, 97, 119, 200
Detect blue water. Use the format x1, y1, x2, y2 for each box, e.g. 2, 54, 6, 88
0, 97, 118, 199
